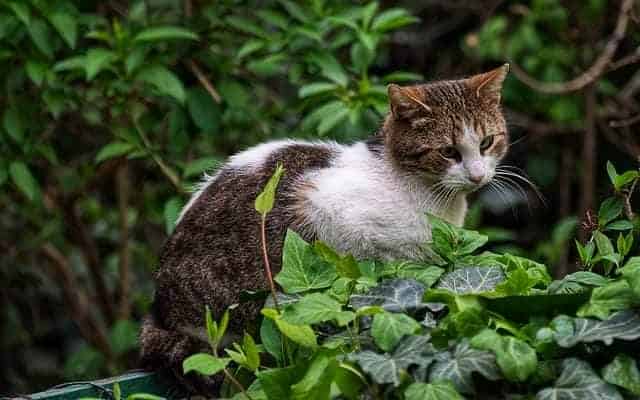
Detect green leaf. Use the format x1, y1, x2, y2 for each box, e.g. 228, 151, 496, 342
471, 329, 537, 382
237, 39, 264, 59
578, 280, 635, 319
428, 341, 500, 394
308, 53, 348, 87
546, 311, 640, 347
183, 353, 230, 376
405, 382, 464, 400
436, 266, 505, 294
9, 161, 39, 202
313, 241, 361, 279
282, 293, 354, 326
7, 1, 30, 26
291, 353, 335, 400
48, 9, 77, 48
257, 365, 304, 399
382, 71, 424, 83
349, 335, 435, 387
136, 65, 186, 103
607, 161, 618, 186
53, 56, 86, 72
3, 106, 24, 142
317, 107, 349, 135
485, 292, 591, 322
614, 170, 638, 190
85, 48, 116, 80
205, 305, 217, 345
134, 26, 198, 42
493, 267, 536, 296
298, 82, 338, 98
255, 163, 285, 216
430, 215, 488, 260
242, 333, 260, 371
599, 197, 624, 227
275, 230, 337, 293
95, 142, 135, 163
28, 18, 54, 58
537, 358, 622, 400
187, 87, 221, 132
260, 318, 283, 364
108, 319, 139, 356
279, 0, 310, 23
621, 257, 640, 299
183, 157, 219, 178
371, 8, 419, 32
602, 355, 640, 395
262, 308, 317, 348
26, 60, 47, 86
606, 220, 634, 231
371, 311, 420, 352
163, 197, 183, 234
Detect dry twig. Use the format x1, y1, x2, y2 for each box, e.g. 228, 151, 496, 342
187, 59, 222, 104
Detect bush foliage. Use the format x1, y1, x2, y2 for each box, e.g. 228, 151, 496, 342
1, 0, 639, 394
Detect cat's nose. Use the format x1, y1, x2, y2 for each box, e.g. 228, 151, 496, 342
469, 174, 484, 184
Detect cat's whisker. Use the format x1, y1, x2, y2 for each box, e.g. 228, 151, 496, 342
487, 179, 519, 220
493, 175, 532, 214
494, 168, 547, 206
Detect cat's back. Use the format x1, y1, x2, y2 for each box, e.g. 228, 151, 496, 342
152, 139, 340, 330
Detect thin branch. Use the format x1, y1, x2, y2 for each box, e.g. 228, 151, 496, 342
609, 114, 640, 128
117, 163, 131, 320
623, 178, 637, 220
510, 0, 633, 94
134, 118, 185, 192
187, 59, 222, 104
609, 47, 640, 71
41, 244, 112, 357
578, 86, 598, 241
260, 215, 280, 312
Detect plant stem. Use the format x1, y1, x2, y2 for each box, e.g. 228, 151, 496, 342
260, 214, 280, 311
213, 347, 253, 400
623, 178, 637, 220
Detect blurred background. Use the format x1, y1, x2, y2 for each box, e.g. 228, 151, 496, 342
1, 0, 638, 394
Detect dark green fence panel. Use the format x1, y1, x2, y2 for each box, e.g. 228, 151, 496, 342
28, 371, 178, 400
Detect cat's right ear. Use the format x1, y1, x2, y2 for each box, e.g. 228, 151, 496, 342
388, 84, 431, 120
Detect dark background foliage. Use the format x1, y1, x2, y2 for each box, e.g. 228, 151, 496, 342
0, 0, 638, 394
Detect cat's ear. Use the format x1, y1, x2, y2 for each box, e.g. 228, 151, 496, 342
388, 84, 432, 120
467, 63, 509, 103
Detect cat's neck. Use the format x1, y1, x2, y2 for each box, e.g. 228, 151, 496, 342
361, 137, 468, 227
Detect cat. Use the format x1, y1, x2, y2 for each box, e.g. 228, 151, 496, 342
139, 64, 510, 394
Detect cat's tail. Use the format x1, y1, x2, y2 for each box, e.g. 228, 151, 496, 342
139, 311, 222, 395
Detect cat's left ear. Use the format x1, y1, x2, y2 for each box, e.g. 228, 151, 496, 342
466, 63, 509, 103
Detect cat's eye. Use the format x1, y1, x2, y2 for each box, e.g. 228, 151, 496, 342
480, 135, 494, 152
440, 146, 460, 161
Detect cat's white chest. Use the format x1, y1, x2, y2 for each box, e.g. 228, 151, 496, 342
296, 143, 466, 260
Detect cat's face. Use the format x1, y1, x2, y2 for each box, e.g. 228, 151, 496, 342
384, 65, 509, 192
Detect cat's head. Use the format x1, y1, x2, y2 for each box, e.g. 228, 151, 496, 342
384, 64, 509, 192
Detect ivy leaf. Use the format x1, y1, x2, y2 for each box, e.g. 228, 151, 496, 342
282, 293, 354, 326
470, 329, 537, 382
261, 308, 317, 348
350, 279, 425, 313
381, 261, 444, 287
134, 26, 199, 42
546, 311, 640, 347
275, 230, 337, 293
136, 65, 186, 103
493, 267, 536, 296
436, 266, 505, 294
371, 312, 421, 351
578, 280, 635, 319
183, 354, 230, 376
257, 365, 304, 399
536, 358, 622, 400
404, 382, 464, 400
548, 271, 609, 294
313, 241, 361, 279
428, 340, 501, 394
602, 355, 640, 395
349, 335, 435, 387
291, 353, 336, 400
430, 215, 488, 260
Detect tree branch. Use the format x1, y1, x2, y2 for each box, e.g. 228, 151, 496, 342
41, 244, 112, 357
186, 59, 222, 104
510, 0, 633, 94
117, 163, 131, 320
